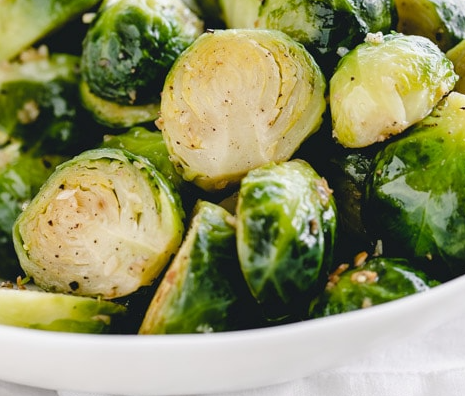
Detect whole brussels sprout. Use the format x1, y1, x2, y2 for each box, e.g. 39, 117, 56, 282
0, 286, 126, 334
310, 256, 440, 317
236, 159, 337, 321
395, 0, 465, 52
80, 0, 204, 127
0, 0, 101, 61
157, 29, 327, 191
330, 32, 458, 148
139, 200, 257, 334
13, 148, 185, 299
364, 91, 465, 278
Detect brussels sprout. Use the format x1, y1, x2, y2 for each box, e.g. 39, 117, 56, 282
139, 200, 255, 334
364, 91, 465, 278
447, 39, 465, 94
0, 285, 126, 334
394, 0, 465, 52
80, 0, 204, 127
0, 151, 68, 279
0, 48, 101, 155
236, 159, 337, 321
157, 29, 327, 191
101, 126, 184, 191
310, 256, 440, 317
13, 148, 185, 299
330, 32, 458, 148
220, 0, 395, 75
0, 0, 101, 61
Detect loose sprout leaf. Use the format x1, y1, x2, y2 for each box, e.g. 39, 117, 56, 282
13, 148, 185, 299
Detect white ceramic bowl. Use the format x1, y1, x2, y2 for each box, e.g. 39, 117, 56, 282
1, 273, 465, 396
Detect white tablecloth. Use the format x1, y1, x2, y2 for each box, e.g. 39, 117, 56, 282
3, 311, 465, 396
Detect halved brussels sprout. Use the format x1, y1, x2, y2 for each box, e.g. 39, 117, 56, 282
310, 256, 440, 317
220, 0, 395, 75
364, 91, 465, 278
0, 151, 68, 279
236, 159, 337, 321
13, 148, 185, 299
0, 286, 126, 333
330, 32, 458, 148
0, 48, 100, 155
80, 0, 203, 127
394, 0, 465, 52
139, 200, 255, 334
157, 29, 327, 191
0, 0, 101, 61
447, 39, 465, 94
